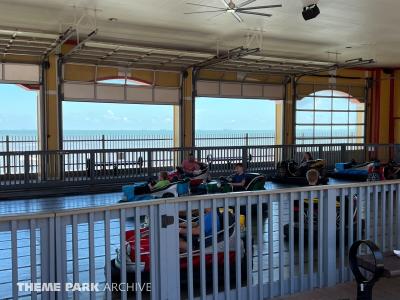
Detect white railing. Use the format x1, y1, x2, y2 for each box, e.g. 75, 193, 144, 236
0, 132, 276, 152
0, 180, 399, 299
1, 144, 399, 191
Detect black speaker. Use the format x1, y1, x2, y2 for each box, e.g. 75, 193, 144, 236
302, 4, 320, 21
383, 68, 394, 75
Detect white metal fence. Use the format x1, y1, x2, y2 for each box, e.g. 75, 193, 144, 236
0, 180, 399, 299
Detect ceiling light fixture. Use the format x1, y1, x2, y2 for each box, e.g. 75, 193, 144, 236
302, 4, 320, 21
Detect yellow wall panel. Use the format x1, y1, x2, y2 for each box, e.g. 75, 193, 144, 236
64, 64, 96, 82
131, 69, 154, 84
97, 66, 119, 80
155, 72, 180, 87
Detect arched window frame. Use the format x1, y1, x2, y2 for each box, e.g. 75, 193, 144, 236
295, 89, 366, 144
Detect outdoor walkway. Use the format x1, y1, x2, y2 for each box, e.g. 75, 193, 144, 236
276, 277, 400, 300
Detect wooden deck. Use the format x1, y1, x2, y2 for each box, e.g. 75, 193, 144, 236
276, 277, 400, 300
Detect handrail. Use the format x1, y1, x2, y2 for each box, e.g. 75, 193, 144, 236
0, 142, 389, 156
2, 179, 399, 220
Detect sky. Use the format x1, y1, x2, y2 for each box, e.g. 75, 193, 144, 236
0, 84, 38, 130
195, 97, 276, 131
0, 83, 361, 134
0, 83, 278, 132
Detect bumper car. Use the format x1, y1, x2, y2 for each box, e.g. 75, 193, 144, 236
329, 160, 384, 181
383, 161, 400, 180
121, 180, 189, 202
202, 173, 266, 194
110, 211, 248, 286
283, 194, 364, 243
168, 163, 211, 193
269, 159, 328, 185
187, 163, 211, 186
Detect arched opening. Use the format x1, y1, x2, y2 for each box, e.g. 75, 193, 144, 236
97, 78, 150, 86
296, 90, 365, 144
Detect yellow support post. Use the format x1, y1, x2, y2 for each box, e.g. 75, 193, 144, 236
283, 77, 295, 145
41, 54, 61, 151
394, 70, 400, 144
181, 69, 194, 147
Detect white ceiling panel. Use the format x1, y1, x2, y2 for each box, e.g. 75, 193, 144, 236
0, 0, 398, 66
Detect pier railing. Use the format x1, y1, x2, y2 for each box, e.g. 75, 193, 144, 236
0, 144, 399, 192
0, 180, 399, 299
0, 132, 276, 152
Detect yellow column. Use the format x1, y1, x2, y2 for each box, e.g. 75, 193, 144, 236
378, 71, 391, 145
36, 54, 61, 179
275, 101, 283, 145
39, 55, 60, 150
283, 77, 295, 145
173, 105, 181, 147
182, 69, 194, 147
395, 71, 400, 144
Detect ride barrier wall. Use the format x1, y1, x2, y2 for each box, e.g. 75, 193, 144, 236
0, 180, 399, 299
0, 144, 399, 190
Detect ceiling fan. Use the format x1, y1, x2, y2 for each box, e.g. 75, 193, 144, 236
185, 0, 282, 22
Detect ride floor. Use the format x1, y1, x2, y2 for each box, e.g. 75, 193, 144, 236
275, 277, 400, 300
0, 178, 351, 216
0, 178, 371, 299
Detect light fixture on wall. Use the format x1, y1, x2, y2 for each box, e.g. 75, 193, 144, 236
302, 4, 320, 20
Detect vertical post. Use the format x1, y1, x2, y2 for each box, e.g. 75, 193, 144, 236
24, 154, 30, 184
89, 152, 95, 181
159, 202, 180, 299
319, 145, 323, 159
324, 189, 337, 287
102, 134, 106, 150
196, 149, 201, 162
245, 133, 249, 147
59, 153, 64, 181
57, 57, 65, 181
6, 135, 11, 175
242, 147, 248, 168
341, 145, 346, 162
101, 134, 106, 167
147, 150, 153, 177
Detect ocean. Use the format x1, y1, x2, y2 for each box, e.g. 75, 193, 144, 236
0, 128, 363, 152
0, 130, 276, 151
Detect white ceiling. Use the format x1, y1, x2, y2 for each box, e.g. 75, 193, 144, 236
0, 0, 399, 67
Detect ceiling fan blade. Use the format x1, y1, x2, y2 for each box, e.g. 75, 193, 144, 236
237, 0, 257, 8
186, 3, 225, 10
239, 11, 272, 17
220, 0, 230, 8
184, 9, 226, 14
237, 4, 282, 10
207, 11, 226, 20
231, 11, 244, 22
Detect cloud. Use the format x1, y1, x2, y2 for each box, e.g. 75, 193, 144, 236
104, 109, 123, 121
